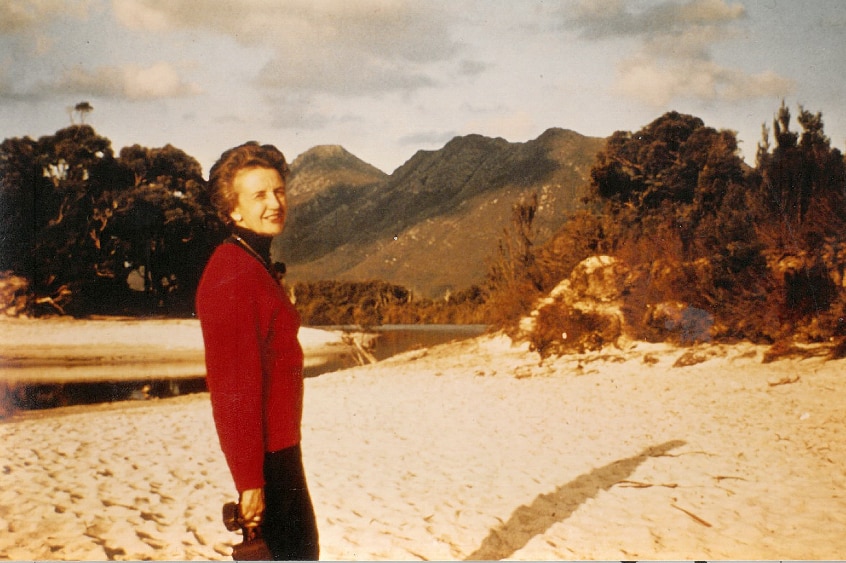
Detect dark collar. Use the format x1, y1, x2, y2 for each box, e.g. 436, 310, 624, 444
231, 226, 272, 264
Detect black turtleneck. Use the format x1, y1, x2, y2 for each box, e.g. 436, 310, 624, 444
230, 226, 286, 277
232, 225, 273, 265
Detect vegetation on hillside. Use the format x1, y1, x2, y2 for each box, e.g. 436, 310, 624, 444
493, 105, 846, 353
292, 280, 486, 326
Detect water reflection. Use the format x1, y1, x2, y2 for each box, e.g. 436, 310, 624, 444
330, 324, 488, 362
4, 325, 488, 413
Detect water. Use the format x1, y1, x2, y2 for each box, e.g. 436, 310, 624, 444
359, 324, 488, 361
3, 325, 488, 412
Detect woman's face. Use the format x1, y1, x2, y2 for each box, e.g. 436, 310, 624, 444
229, 166, 287, 236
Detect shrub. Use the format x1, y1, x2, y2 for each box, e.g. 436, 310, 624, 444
530, 304, 622, 358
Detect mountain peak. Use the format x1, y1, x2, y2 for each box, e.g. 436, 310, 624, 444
292, 144, 352, 164
287, 145, 387, 205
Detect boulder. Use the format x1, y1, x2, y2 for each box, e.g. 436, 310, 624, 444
520, 254, 717, 357
519, 255, 629, 356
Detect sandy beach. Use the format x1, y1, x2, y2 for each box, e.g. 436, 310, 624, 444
1, 318, 845, 560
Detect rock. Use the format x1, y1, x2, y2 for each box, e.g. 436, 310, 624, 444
645, 301, 713, 343
519, 255, 629, 356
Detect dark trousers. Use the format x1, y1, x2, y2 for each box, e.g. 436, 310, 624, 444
263, 444, 319, 560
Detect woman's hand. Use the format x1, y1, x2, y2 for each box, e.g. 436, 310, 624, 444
239, 487, 265, 528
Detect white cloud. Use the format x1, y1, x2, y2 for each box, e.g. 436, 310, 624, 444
0, 0, 93, 61
642, 24, 736, 60
257, 54, 436, 96
113, 0, 457, 59
111, 0, 173, 32
719, 69, 795, 102
111, 0, 463, 96
121, 62, 202, 99
54, 62, 201, 100
263, 92, 334, 130
398, 130, 457, 148
615, 57, 794, 107
0, 65, 16, 98
567, 0, 793, 107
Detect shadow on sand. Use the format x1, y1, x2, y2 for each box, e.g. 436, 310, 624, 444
465, 440, 687, 561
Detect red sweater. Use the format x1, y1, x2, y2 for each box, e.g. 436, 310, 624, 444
195, 242, 304, 492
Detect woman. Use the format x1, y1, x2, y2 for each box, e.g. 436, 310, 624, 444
196, 142, 319, 560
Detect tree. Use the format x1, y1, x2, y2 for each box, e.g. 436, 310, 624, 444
0, 126, 223, 316
756, 102, 846, 243
20, 125, 126, 314
73, 101, 93, 125
591, 112, 707, 211
547, 112, 779, 341
0, 136, 39, 273
105, 144, 223, 314
754, 102, 846, 335
483, 193, 543, 332
589, 111, 750, 261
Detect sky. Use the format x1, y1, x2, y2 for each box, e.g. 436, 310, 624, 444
1, 0, 844, 176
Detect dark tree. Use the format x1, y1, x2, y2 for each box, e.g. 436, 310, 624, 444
0, 127, 223, 316
107, 144, 223, 314
756, 102, 846, 243
0, 136, 39, 273
20, 126, 126, 314
553, 112, 777, 341
73, 101, 94, 124
754, 103, 846, 334
590, 111, 751, 262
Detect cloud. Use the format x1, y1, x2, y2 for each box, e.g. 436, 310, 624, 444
257, 55, 436, 97
264, 92, 334, 130
463, 110, 536, 141
398, 130, 457, 147
569, 0, 745, 39
111, 0, 463, 96
614, 58, 794, 106
0, 66, 17, 99
457, 59, 489, 78
52, 62, 202, 100
111, 0, 174, 32
1, 0, 93, 60
0, 0, 92, 33
113, 0, 458, 60
567, 0, 793, 106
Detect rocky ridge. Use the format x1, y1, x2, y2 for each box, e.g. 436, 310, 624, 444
276, 128, 605, 298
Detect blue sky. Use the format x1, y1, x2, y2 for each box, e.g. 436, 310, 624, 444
2, 0, 844, 175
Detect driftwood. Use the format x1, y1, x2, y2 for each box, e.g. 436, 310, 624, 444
342, 332, 378, 365
615, 480, 678, 489
670, 502, 713, 527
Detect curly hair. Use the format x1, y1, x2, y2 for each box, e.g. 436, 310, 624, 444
207, 142, 290, 226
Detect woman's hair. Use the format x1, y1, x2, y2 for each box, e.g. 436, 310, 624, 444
207, 142, 290, 226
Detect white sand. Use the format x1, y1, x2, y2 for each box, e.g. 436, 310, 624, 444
1, 319, 845, 560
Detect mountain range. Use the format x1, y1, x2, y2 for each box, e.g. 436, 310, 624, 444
274, 128, 606, 299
